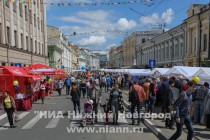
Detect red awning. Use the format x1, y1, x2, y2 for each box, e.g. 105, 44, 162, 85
0, 66, 31, 77
28, 64, 50, 70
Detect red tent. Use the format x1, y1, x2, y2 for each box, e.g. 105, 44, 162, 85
28, 64, 50, 70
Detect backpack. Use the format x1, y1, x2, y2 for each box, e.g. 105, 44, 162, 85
129, 86, 139, 103
65, 79, 71, 86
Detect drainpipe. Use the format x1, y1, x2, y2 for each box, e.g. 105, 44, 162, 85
198, 14, 202, 67
180, 23, 186, 66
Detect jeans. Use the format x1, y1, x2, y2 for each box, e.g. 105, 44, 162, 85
66, 86, 70, 95
73, 101, 80, 114
194, 100, 204, 123
131, 102, 142, 123
107, 84, 110, 92
57, 88, 62, 96
170, 117, 194, 140
6, 108, 14, 126
148, 99, 156, 114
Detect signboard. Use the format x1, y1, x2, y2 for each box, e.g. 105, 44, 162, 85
149, 60, 156, 67
15, 63, 22, 68
61, 65, 65, 69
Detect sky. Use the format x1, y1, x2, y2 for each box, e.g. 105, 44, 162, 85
46, 0, 209, 51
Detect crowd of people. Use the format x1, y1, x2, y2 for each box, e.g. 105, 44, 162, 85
1, 70, 210, 140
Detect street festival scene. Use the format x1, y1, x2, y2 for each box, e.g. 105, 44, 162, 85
0, 0, 210, 140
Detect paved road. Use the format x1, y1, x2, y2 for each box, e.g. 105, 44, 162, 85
0, 89, 158, 140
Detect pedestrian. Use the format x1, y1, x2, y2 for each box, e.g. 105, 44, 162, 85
129, 81, 145, 125
70, 82, 81, 114
148, 82, 156, 114
192, 83, 209, 124
56, 79, 63, 96
143, 78, 151, 112
92, 82, 100, 123
2, 91, 17, 128
40, 81, 46, 104
65, 76, 71, 95
165, 80, 175, 129
204, 82, 210, 131
99, 99, 110, 124
169, 80, 196, 140
101, 75, 107, 92
106, 75, 111, 92
80, 80, 87, 98
109, 83, 123, 125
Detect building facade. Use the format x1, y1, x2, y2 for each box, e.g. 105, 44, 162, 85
71, 45, 79, 71
92, 51, 108, 69
62, 42, 72, 72
122, 30, 162, 68
0, 1, 48, 66
47, 26, 64, 69
185, 4, 210, 67
138, 25, 186, 67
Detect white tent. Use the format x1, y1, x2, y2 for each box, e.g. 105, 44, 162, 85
192, 68, 210, 84
163, 66, 200, 79
151, 68, 170, 76
127, 69, 151, 76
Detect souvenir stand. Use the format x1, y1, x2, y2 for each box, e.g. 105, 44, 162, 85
0, 66, 33, 111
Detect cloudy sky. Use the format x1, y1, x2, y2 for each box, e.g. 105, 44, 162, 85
47, 0, 209, 51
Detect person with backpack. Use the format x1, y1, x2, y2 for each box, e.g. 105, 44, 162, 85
129, 81, 145, 125
192, 83, 209, 124
65, 76, 71, 95
143, 78, 152, 112
169, 80, 196, 140
3, 91, 17, 128
70, 82, 81, 114
204, 82, 210, 131
80, 80, 87, 98
40, 81, 46, 104
148, 82, 156, 114
106, 75, 111, 92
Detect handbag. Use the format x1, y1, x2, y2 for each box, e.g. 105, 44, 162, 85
14, 113, 21, 122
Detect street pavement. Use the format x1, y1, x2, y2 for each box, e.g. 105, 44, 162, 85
0, 88, 158, 140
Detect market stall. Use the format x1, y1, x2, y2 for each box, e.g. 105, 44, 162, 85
151, 68, 170, 76
0, 66, 33, 111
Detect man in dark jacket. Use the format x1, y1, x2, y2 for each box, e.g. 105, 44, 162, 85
169, 80, 196, 140
165, 80, 175, 129
70, 83, 81, 114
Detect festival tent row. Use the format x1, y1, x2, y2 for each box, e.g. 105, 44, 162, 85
0, 64, 66, 111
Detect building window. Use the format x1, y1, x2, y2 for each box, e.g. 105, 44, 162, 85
38, 17, 40, 29
26, 36, 29, 50
194, 37, 196, 52
34, 14, 36, 27
0, 23, 1, 43
35, 41, 37, 53
175, 44, 178, 58
20, 33, 23, 49
203, 34, 207, 51
10, 63, 14, 66
7, 27, 10, 44
166, 47, 169, 59
42, 44, 44, 55
158, 48, 161, 61
29, 10, 32, 24
38, 42, 40, 54
19, 3, 22, 17
162, 47, 165, 60
180, 43, 183, 57
30, 38, 33, 52
41, 20, 43, 32
25, 5, 28, 21
2, 62, 6, 66
14, 30, 17, 47
13, 2, 16, 12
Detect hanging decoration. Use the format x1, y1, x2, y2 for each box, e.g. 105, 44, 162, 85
47, 30, 129, 38
6, 0, 158, 7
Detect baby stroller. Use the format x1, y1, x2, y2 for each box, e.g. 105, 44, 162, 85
81, 100, 94, 127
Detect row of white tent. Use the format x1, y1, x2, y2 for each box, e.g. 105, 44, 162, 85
99, 66, 210, 84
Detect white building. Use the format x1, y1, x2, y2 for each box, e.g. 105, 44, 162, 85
62, 42, 72, 72
0, 0, 48, 66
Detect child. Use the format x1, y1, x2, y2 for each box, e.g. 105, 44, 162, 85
99, 99, 110, 124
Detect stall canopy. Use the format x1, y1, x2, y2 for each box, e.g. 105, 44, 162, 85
192, 68, 210, 84
0, 66, 30, 77
127, 69, 151, 76
151, 68, 170, 76
163, 66, 200, 79
28, 64, 50, 70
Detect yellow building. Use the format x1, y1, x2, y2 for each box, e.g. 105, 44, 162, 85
185, 4, 210, 66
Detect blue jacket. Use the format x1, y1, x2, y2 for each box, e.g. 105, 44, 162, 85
106, 77, 111, 85
174, 90, 192, 118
